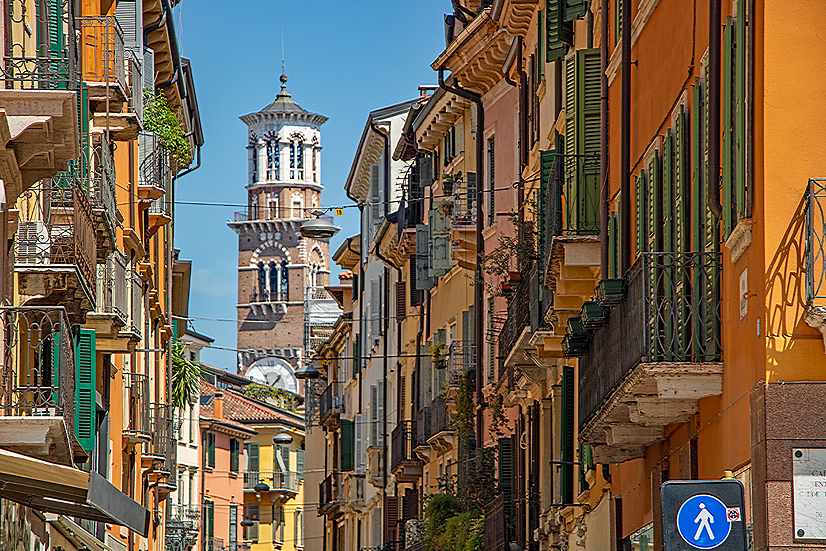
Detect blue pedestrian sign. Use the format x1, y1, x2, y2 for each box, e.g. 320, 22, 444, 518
676, 494, 731, 549
662, 480, 747, 551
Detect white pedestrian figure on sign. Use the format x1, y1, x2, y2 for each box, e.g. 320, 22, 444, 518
694, 502, 715, 541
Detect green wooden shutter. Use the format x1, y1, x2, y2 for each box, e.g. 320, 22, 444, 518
560, 366, 575, 504
498, 436, 515, 494
75, 328, 96, 452
735, 0, 747, 218
692, 79, 704, 255
340, 419, 354, 472
208, 433, 216, 468
722, 17, 734, 238
615, 0, 622, 45
647, 150, 661, 253
662, 130, 674, 255
635, 173, 644, 255
547, 0, 573, 62
566, 0, 589, 21
564, 48, 601, 234
608, 212, 618, 277
297, 448, 305, 481
537, 10, 545, 82
352, 334, 361, 377
206, 501, 214, 538
541, 150, 558, 241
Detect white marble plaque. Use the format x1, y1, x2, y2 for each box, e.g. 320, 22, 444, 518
793, 448, 826, 539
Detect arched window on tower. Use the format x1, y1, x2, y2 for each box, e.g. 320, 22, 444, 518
290, 142, 296, 179
281, 260, 289, 301
269, 261, 280, 301
265, 192, 279, 219
312, 148, 317, 182
267, 141, 279, 180
257, 263, 267, 302
250, 144, 258, 184
296, 139, 304, 180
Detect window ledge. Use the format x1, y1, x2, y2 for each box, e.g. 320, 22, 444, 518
229, 472, 238, 479
724, 219, 752, 264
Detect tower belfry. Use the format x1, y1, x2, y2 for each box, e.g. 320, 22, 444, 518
228, 75, 330, 385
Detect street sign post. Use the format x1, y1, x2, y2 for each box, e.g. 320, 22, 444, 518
662, 480, 747, 551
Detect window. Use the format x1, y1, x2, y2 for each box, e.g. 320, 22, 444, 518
292, 199, 302, 219
250, 144, 258, 183
267, 141, 279, 180
245, 443, 260, 487
244, 504, 259, 542
229, 504, 237, 550
203, 500, 214, 550
294, 509, 304, 548
272, 505, 285, 543
312, 148, 317, 182
204, 432, 215, 469
189, 471, 196, 507
230, 438, 240, 473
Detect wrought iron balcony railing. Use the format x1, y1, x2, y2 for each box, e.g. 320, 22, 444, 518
88, 133, 118, 244
149, 402, 173, 463
319, 381, 345, 423
96, 251, 128, 325
447, 341, 475, 386
391, 420, 420, 471
484, 493, 512, 551
806, 179, 826, 307
244, 471, 300, 493
415, 406, 431, 445
497, 263, 536, 378
77, 16, 127, 95
0, 307, 75, 441
318, 472, 343, 514
128, 266, 143, 337
578, 252, 723, 428
451, 182, 476, 227
431, 395, 451, 435
15, 178, 97, 298
123, 372, 150, 437
1, 0, 78, 90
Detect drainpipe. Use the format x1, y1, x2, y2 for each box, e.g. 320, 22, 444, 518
437, 67, 485, 447
176, 144, 201, 179
600, 0, 610, 277
620, 0, 632, 273
707, 0, 723, 217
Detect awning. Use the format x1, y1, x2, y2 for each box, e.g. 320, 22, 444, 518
0, 448, 150, 536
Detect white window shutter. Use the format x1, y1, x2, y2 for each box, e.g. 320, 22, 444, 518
370, 384, 378, 447
371, 280, 380, 339
355, 413, 364, 474
377, 379, 385, 447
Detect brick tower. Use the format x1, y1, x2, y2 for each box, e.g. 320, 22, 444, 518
228, 74, 330, 389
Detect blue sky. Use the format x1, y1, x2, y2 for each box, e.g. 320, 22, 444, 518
173, 1, 448, 368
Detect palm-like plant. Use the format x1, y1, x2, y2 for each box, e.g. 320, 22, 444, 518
170, 341, 201, 408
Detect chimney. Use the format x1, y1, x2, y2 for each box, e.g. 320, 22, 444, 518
214, 391, 224, 420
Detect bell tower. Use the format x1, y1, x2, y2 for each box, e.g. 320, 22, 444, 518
228, 74, 331, 381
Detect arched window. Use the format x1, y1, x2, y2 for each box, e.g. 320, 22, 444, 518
257, 263, 267, 302
269, 261, 279, 301
250, 145, 258, 184
290, 141, 296, 179
280, 260, 289, 301
312, 148, 317, 182
267, 141, 279, 180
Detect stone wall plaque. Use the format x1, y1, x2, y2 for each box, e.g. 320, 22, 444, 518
793, 448, 826, 539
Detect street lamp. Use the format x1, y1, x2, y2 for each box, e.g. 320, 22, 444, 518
295, 359, 321, 379
274, 432, 293, 445
299, 210, 340, 239
253, 482, 270, 493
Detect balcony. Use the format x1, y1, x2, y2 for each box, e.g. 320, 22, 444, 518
318, 472, 343, 518
15, 179, 97, 322
578, 253, 723, 463
122, 372, 150, 445
0, 307, 76, 465
450, 181, 477, 270
414, 407, 431, 455
87, 251, 137, 352
144, 403, 172, 467
805, 179, 826, 346
447, 341, 475, 389
166, 504, 200, 550
244, 470, 300, 500
88, 133, 119, 257
128, 266, 143, 338
137, 132, 172, 236
319, 381, 345, 427
391, 420, 423, 483
77, 16, 139, 141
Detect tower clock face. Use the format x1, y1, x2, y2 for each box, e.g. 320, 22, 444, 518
246, 357, 299, 394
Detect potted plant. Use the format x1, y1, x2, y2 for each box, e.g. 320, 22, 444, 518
429, 342, 448, 368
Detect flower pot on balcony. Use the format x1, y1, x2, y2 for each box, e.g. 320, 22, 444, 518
566, 316, 588, 338
580, 301, 607, 330
596, 278, 626, 306
508, 272, 522, 282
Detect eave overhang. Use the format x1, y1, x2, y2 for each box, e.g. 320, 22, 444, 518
344, 122, 386, 202
431, 10, 513, 96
